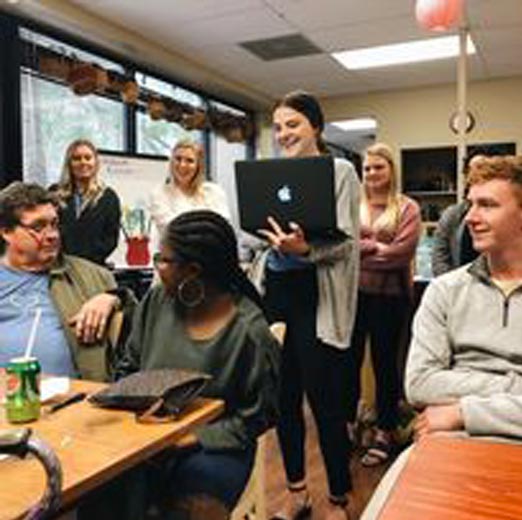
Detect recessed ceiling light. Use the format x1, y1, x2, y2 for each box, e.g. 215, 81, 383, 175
331, 118, 378, 132
331, 34, 475, 70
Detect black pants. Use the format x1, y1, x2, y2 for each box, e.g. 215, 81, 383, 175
265, 268, 351, 497
347, 291, 410, 430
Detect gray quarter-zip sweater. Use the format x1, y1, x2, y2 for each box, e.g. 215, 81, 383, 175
406, 255, 522, 439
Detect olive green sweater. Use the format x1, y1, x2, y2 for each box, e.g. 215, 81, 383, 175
49, 254, 136, 381
116, 287, 280, 451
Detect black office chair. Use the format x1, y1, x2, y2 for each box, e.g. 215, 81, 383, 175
0, 428, 62, 519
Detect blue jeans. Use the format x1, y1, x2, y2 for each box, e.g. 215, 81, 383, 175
77, 446, 255, 519
163, 446, 256, 509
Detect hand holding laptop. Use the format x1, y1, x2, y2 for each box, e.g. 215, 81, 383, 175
257, 216, 310, 255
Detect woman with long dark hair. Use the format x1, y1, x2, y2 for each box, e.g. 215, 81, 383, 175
258, 91, 360, 520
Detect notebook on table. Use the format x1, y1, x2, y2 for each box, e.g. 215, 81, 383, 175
234, 155, 345, 240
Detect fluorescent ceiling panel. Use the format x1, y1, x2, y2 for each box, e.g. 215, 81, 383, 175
332, 118, 377, 131
332, 35, 476, 70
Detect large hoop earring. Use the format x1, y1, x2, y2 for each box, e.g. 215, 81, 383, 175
177, 277, 205, 308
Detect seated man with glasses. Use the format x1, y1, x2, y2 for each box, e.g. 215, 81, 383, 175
0, 182, 133, 381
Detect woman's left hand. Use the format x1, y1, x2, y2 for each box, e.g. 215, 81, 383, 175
258, 216, 310, 256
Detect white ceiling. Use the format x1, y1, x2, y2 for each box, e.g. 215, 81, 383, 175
57, 0, 522, 107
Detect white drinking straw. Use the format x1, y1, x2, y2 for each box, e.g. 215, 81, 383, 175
24, 307, 42, 359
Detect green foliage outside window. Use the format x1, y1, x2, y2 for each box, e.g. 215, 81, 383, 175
21, 74, 124, 186
136, 111, 203, 157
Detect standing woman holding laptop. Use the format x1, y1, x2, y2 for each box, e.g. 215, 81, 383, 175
258, 91, 360, 520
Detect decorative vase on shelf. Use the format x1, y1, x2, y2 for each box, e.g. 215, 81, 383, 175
125, 236, 150, 266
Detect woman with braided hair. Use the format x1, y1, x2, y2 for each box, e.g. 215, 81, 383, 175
116, 209, 280, 520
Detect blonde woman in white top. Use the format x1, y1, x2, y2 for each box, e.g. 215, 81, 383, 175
149, 139, 231, 239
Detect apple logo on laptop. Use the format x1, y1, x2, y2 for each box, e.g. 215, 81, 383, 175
277, 185, 292, 203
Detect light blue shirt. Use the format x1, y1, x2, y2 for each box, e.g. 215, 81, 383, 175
266, 249, 311, 272
0, 264, 76, 376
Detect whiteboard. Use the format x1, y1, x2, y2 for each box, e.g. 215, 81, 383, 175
99, 153, 169, 268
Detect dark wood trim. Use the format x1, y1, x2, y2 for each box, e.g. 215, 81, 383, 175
6, 9, 254, 114
0, 14, 23, 186
0, 9, 256, 185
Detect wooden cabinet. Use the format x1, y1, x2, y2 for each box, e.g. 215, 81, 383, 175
402, 142, 517, 225
401, 146, 457, 224
403, 142, 516, 279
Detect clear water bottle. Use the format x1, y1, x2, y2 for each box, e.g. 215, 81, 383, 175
415, 231, 434, 280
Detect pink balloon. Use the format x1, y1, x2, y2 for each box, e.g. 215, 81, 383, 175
415, 0, 463, 31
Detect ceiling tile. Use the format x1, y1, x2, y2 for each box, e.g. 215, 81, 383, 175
70, 0, 262, 23
264, 0, 412, 31
44, 0, 522, 102
468, 0, 522, 29
308, 15, 432, 52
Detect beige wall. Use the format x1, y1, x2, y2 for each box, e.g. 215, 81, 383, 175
321, 75, 522, 167
257, 76, 522, 166
255, 113, 275, 158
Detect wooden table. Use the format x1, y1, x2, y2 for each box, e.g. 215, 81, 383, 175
0, 379, 223, 520
378, 435, 522, 520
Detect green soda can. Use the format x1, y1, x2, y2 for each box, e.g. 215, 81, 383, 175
5, 357, 41, 423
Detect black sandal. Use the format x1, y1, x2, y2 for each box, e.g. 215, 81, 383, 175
360, 429, 396, 467
270, 483, 312, 520
328, 495, 351, 520
361, 440, 395, 466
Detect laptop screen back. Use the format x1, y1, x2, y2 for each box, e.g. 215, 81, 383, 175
235, 155, 340, 239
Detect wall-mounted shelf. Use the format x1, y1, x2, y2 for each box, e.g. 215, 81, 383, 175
402, 142, 517, 224
402, 146, 456, 222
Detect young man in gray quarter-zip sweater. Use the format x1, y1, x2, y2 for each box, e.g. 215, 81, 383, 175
406, 154, 522, 440
360, 154, 522, 520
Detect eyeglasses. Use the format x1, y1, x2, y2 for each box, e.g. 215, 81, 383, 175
152, 252, 177, 268
18, 219, 59, 236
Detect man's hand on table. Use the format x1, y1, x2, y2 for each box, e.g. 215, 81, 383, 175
414, 403, 465, 439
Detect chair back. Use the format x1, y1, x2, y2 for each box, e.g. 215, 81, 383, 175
269, 321, 286, 347
231, 321, 286, 520
107, 310, 124, 349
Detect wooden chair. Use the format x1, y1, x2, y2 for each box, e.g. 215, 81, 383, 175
107, 309, 124, 349
231, 322, 286, 520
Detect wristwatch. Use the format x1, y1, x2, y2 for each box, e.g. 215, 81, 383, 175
0, 428, 63, 519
